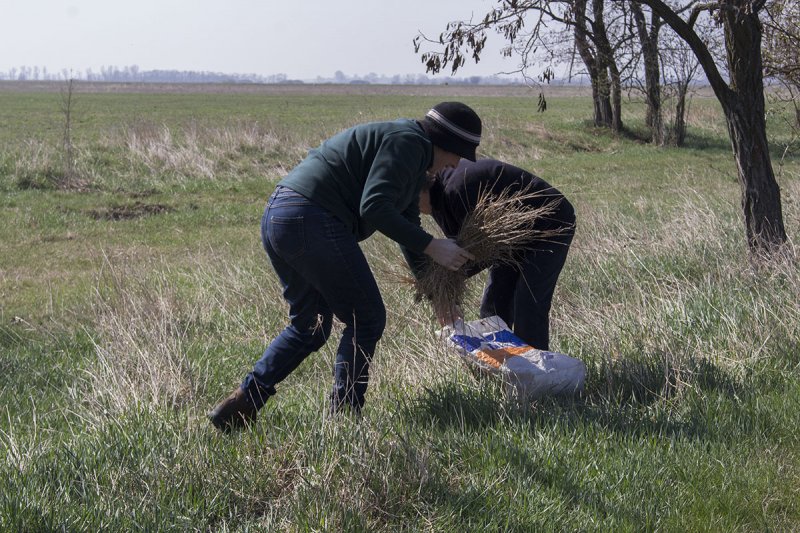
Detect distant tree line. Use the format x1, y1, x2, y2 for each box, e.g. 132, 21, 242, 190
0, 65, 296, 84
317, 69, 527, 85
0, 64, 527, 86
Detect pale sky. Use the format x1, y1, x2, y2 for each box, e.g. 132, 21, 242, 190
1, 0, 523, 80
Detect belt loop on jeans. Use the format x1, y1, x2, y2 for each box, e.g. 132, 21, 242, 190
269, 185, 284, 202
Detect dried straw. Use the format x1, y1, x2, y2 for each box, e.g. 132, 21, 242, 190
416, 184, 573, 313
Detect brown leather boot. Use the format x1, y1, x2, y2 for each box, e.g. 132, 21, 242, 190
207, 388, 257, 433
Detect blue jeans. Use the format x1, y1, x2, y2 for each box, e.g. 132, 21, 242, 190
240, 186, 386, 412
479, 208, 575, 351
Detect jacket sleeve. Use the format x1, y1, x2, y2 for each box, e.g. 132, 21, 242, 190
359, 134, 434, 252
400, 245, 431, 280
398, 199, 433, 279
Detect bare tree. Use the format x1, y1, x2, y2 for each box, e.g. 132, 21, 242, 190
413, 1, 630, 131
572, 0, 625, 130
660, 29, 702, 146
60, 78, 77, 185
629, 1, 666, 143
762, 0, 800, 128
635, 0, 786, 255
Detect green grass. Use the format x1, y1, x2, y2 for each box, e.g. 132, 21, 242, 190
1, 85, 799, 531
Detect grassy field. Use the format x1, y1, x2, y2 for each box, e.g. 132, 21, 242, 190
1, 82, 799, 531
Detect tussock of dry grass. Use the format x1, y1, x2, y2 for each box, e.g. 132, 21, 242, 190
13, 140, 58, 179
12, 139, 91, 191
121, 120, 297, 181
416, 185, 573, 313
124, 122, 215, 179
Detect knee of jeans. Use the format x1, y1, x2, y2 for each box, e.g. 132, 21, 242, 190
347, 303, 386, 341
363, 303, 387, 339
292, 313, 333, 350
341, 302, 386, 340
312, 313, 333, 349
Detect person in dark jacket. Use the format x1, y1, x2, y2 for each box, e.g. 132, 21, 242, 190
418, 158, 575, 351
208, 102, 482, 432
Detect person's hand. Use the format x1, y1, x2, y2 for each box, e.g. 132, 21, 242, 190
435, 302, 463, 327
424, 238, 475, 271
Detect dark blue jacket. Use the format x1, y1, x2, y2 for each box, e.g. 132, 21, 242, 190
410, 158, 575, 278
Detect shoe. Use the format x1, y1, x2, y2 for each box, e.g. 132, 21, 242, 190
207, 387, 257, 433
329, 390, 363, 418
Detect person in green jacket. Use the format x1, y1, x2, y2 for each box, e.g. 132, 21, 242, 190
209, 102, 482, 431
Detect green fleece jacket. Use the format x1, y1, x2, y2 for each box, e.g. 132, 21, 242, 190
278, 119, 434, 253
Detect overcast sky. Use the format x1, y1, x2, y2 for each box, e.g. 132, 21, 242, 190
1, 0, 523, 80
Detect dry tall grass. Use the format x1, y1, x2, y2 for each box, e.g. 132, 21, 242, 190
416, 185, 573, 314
556, 181, 799, 403
81, 257, 205, 419
124, 122, 216, 179
11, 139, 90, 190
68, 171, 799, 422
121, 120, 300, 181
4, 119, 308, 191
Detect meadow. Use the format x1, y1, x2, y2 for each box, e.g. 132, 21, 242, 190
1, 82, 799, 531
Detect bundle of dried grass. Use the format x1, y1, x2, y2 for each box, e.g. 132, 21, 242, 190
416, 184, 573, 314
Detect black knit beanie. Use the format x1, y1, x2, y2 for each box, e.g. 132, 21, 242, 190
420, 101, 482, 161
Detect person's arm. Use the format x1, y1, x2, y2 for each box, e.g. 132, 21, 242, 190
359, 135, 433, 252
360, 134, 474, 270
400, 245, 430, 280
403, 196, 475, 273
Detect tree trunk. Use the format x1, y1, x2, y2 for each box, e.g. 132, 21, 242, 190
593, 0, 623, 132
631, 1, 664, 143
644, 59, 663, 141
594, 70, 614, 127
651, 92, 665, 145
673, 83, 688, 146
574, 0, 613, 128
609, 62, 623, 133
724, 99, 787, 253
722, 9, 787, 253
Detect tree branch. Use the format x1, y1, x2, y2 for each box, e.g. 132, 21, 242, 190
688, 2, 718, 28
638, 0, 733, 102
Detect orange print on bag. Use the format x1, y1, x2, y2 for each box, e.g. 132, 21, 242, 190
473, 345, 531, 368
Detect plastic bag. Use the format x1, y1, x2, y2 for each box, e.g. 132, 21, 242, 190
441, 316, 586, 400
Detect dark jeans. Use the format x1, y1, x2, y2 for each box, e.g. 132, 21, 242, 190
240, 186, 386, 412
479, 235, 573, 351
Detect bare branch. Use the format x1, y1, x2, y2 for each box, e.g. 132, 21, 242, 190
638, 0, 732, 101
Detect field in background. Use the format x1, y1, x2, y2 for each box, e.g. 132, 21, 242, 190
1, 83, 799, 531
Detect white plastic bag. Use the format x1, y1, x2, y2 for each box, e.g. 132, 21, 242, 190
441, 316, 586, 400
